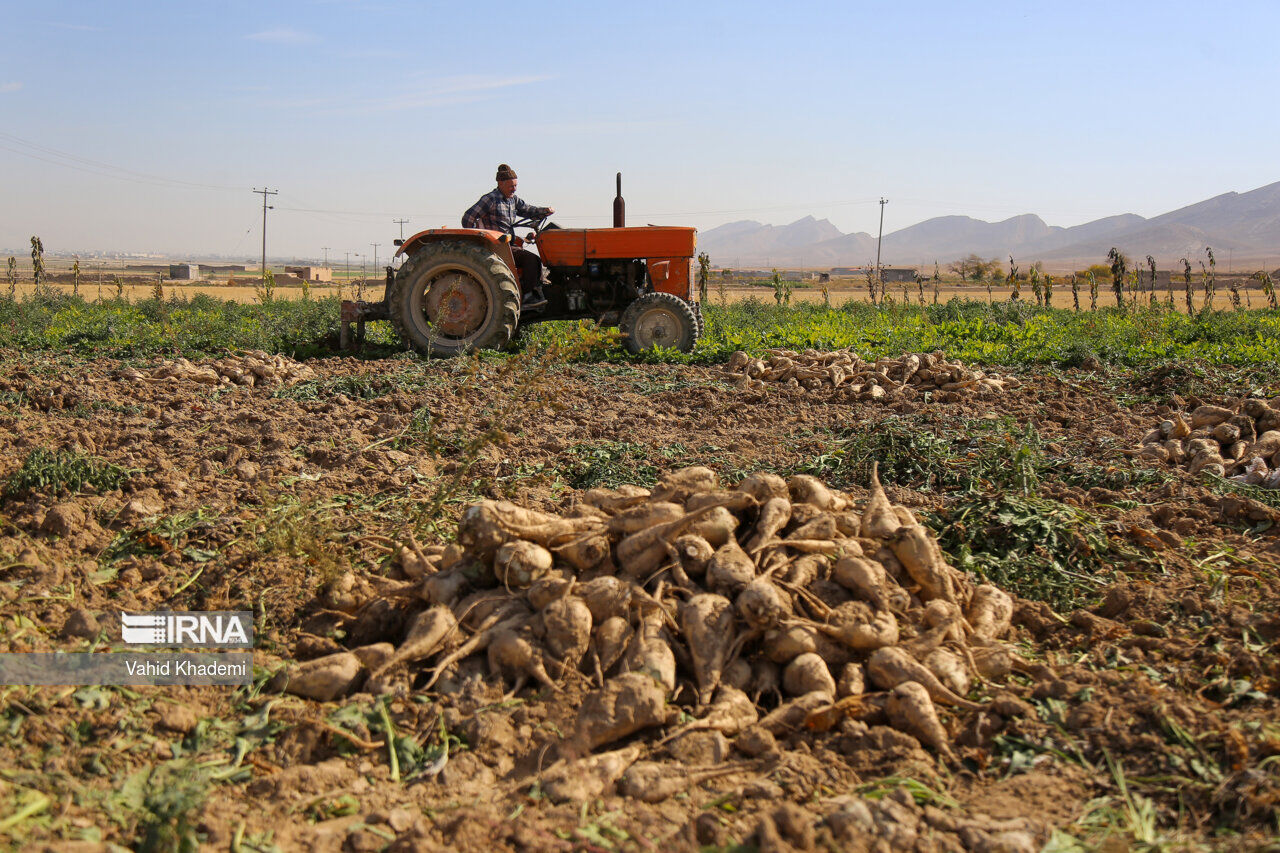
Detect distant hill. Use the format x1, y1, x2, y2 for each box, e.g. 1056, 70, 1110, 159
697, 216, 843, 265
698, 181, 1280, 269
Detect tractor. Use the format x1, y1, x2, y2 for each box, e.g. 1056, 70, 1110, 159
340, 174, 702, 356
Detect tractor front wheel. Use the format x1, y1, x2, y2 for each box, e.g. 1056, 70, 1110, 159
619, 292, 699, 354
388, 241, 521, 356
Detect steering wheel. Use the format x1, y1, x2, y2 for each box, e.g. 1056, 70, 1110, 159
510, 215, 552, 244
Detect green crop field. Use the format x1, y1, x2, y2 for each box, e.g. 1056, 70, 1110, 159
4, 289, 1279, 379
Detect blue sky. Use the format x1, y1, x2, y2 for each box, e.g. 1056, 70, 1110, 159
1, 0, 1277, 259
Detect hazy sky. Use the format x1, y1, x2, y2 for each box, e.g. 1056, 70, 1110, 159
2, 0, 1278, 260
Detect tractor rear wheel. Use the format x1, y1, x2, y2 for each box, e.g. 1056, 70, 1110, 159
388, 241, 521, 356
619, 292, 699, 354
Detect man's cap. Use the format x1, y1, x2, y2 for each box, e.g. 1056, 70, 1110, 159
496, 164, 517, 182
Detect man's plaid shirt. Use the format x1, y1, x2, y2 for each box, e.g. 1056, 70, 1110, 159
461, 188, 551, 236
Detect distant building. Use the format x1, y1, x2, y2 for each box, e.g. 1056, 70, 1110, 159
168, 264, 199, 280
284, 266, 333, 282
882, 268, 917, 282
1137, 270, 1174, 289
199, 264, 248, 274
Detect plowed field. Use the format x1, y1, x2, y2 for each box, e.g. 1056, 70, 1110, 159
1, 349, 1278, 851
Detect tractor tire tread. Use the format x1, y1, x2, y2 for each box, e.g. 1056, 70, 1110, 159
388, 241, 521, 356
619, 291, 699, 355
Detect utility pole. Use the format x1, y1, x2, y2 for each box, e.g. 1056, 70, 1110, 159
253, 187, 278, 283
371, 243, 381, 274
875, 198, 888, 276
321, 247, 330, 267
393, 219, 409, 240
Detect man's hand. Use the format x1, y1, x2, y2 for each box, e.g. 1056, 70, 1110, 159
545, 207, 556, 216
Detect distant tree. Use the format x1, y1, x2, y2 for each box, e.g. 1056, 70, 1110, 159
947, 253, 992, 281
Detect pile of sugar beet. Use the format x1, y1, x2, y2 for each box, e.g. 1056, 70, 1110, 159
1135, 398, 1280, 489
113, 351, 315, 388
275, 468, 1035, 817
722, 349, 1012, 400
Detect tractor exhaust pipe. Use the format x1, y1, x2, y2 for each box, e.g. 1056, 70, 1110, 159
613, 171, 625, 228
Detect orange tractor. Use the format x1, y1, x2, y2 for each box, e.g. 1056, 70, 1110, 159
340, 174, 702, 356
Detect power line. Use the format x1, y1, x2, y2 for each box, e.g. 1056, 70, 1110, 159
393, 218, 409, 239
0, 131, 242, 192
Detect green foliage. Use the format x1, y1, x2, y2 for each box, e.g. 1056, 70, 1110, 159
693, 299, 1280, 371
256, 269, 276, 304
4, 448, 134, 498
928, 492, 1118, 610
1202, 247, 1217, 310
0, 290, 342, 357
770, 269, 792, 306
29, 237, 44, 287
697, 252, 710, 304
1253, 270, 1277, 310
804, 414, 1042, 495
1107, 247, 1126, 308
4, 289, 1280, 374
564, 440, 662, 489
134, 764, 208, 852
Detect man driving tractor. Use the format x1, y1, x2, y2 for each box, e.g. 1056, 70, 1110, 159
462, 164, 555, 310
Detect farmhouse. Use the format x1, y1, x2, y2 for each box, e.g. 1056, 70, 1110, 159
1137, 269, 1174, 289
284, 266, 333, 282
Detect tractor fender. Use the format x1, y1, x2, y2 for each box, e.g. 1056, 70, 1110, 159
396, 228, 518, 274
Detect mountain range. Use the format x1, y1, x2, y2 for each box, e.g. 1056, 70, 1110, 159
699, 181, 1280, 270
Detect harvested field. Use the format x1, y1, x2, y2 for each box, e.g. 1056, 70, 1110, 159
2, 335, 1279, 851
